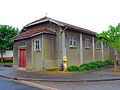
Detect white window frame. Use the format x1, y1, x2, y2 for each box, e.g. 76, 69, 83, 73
34, 39, 40, 51
19, 41, 26, 47
85, 39, 91, 48
69, 36, 77, 47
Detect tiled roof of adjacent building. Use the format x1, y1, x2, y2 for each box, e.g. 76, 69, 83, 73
24, 17, 97, 35
12, 28, 55, 40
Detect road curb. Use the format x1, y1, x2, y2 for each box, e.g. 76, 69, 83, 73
0, 74, 120, 82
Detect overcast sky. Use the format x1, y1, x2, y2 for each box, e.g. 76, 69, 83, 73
0, 0, 120, 33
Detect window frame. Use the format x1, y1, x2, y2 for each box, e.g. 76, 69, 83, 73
96, 42, 100, 49
103, 42, 108, 50
34, 39, 41, 51
85, 39, 91, 48
69, 36, 77, 47
19, 41, 26, 47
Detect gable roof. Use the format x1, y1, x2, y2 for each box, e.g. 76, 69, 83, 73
12, 28, 55, 40
23, 17, 97, 35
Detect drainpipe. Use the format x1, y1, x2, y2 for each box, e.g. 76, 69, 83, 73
60, 26, 67, 57
42, 34, 44, 70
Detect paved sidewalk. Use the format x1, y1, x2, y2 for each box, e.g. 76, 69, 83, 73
0, 66, 120, 82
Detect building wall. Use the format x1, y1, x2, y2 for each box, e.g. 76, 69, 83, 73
82, 34, 93, 63
26, 38, 32, 69
13, 39, 32, 69
31, 34, 56, 71
31, 35, 42, 71
65, 30, 80, 66
65, 30, 111, 66
104, 49, 110, 60
43, 34, 58, 69
24, 22, 59, 33
94, 38, 102, 61
26, 22, 61, 66
109, 47, 115, 60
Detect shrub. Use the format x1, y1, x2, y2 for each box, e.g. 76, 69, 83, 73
67, 60, 114, 72
46, 68, 58, 71
86, 63, 98, 69
67, 66, 79, 71
104, 60, 114, 65
78, 66, 87, 71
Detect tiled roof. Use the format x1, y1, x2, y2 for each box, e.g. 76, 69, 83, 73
12, 28, 55, 40
24, 17, 97, 35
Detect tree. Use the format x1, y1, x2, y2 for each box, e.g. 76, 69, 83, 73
0, 25, 19, 62
96, 23, 120, 71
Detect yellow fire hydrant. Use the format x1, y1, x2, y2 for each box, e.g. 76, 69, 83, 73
63, 56, 67, 71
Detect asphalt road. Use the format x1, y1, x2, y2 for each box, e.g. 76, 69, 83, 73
31, 80, 120, 90
0, 77, 44, 90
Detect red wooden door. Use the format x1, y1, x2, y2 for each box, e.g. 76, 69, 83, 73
19, 49, 26, 68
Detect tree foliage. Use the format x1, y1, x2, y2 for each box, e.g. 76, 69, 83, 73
96, 23, 120, 51
96, 24, 120, 71
0, 25, 19, 50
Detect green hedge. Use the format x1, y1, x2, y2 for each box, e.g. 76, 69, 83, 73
67, 60, 114, 72
46, 68, 58, 71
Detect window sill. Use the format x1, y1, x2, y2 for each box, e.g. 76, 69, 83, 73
85, 47, 91, 49
96, 48, 100, 50
34, 49, 41, 52
70, 45, 77, 48
19, 46, 26, 47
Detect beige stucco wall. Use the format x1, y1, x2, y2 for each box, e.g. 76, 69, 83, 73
31, 35, 42, 71
65, 30, 80, 66
23, 22, 60, 33
94, 38, 102, 61
43, 34, 59, 69
65, 30, 111, 65
13, 39, 32, 69
26, 22, 61, 67
82, 34, 93, 63
104, 48, 110, 60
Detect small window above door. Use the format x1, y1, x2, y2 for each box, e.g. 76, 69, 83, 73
19, 42, 26, 47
